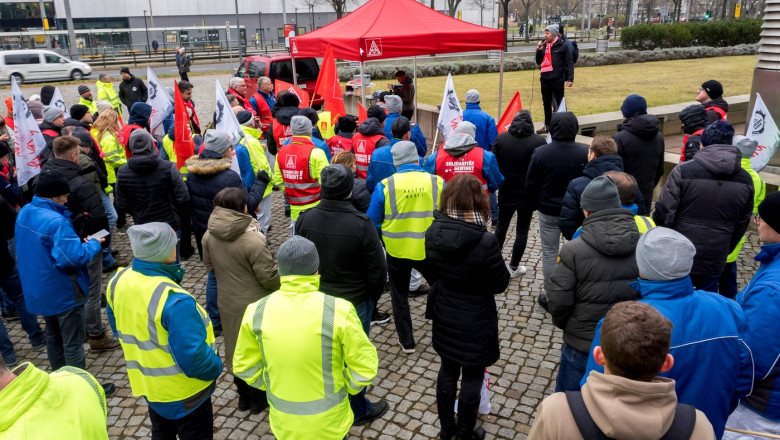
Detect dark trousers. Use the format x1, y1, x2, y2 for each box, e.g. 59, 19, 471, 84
718, 262, 738, 299
149, 398, 213, 440
179, 206, 195, 258
401, 109, 414, 120
494, 205, 535, 269
386, 253, 434, 349
233, 376, 265, 407
112, 184, 127, 229
179, 72, 190, 82
555, 343, 588, 392
540, 77, 565, 128
690, 273, 720, 294
436, 358, 484, 438
44, 305, 86, 370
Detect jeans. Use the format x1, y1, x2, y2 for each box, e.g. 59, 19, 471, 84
85, 253, 105, 336
540, 77, 565, 128
206, 271, 220, 327
437, 358, 484, 437
257, 196, 272, 235
44, 305, 86, 370
0, 267, 45, 345
112, 184, 126, 229
0, 319, 15, 365
100, 191, 117, 267
349, 298, 374, 420
718, 262, 738, 299
494, 205, 535, 269
488, 191, 499, 223
386, 253, 435, 349
149, 397, 213, 440
690, 273, 720, 294
723, 403, 780, 440
538, 212, 562, 293
555, 343, 589, 392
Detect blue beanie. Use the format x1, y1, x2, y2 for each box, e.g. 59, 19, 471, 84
701, 120, 735, 147
621, 94, 647, 118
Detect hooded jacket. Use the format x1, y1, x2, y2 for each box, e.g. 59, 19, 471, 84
548, 208, 641, 352
492, 111, 547, 208
529, 372, 715, 440
357, 117, 391, 148
384, 112, 428, 157
37, 121, 61, 166
679, 106, 709, 162
526, 112, 588, 216
423, 129, 504, 192
653, 145, 754, 276
613, 114, 665, 211
425, 211, 510, 367
462, 102, 498, 150
41, 158, 108, 239
704, 98, 729, 124
115, 132, 189, 230
266, 106, 299, 156
118, 74, 148, 111
202, 206, 280, 373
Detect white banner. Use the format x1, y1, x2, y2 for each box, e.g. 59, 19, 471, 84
11, 77, 46, 186
51, 87, 70, 120
746, 93, 780, 172
147, 67, 173, 138
436, 74, 463, 142
547, 97, 566, 144
215, 79, 244, 174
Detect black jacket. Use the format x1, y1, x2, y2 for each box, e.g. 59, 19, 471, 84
294, 199, 387, 306
37, 121, 61, 166
41, 158, 108, 239
535, 37, 574, 82
653, 145, 754, 276
0, 194, 16, 269
118, 75, 148, 111
115, 153, 189, 230
703, 98, 729, 124
613, 114, 665, 210
266, 106, 299, 156
351, 178, 371, 214
356, 118, 391, 148
526, 112, 588, 216
425, 212, 510, 367
492, 111, 547, 208
548, 208, 641, 352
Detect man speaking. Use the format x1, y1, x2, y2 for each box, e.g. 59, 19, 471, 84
535, 24, 574, 135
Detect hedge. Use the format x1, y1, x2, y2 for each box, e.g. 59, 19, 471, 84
620, 19, 762, 50
337, 44, 758, 81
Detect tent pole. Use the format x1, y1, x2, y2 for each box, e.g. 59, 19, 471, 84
497, 49, 504, 117
291, 49, 298, 87
413, 56, 418, 124
360, 61, 367, 109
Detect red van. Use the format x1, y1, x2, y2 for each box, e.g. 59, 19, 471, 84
235, 54, 323, 107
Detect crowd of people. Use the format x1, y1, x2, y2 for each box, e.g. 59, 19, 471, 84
0, 59, 776, 440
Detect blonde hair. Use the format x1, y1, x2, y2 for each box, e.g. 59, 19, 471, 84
332, 151, 356, 169
92, 109, 119, 144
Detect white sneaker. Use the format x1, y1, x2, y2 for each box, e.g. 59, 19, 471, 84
399, 339, 415, 354
509, 265, 527, 278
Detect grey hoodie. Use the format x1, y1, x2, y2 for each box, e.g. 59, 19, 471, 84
443, 121, 478, 157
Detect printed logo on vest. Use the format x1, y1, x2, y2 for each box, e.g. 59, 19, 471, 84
285, 154, 297, 169
356, 139, 367, 153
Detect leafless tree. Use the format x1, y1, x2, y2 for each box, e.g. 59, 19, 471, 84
299, 0, 322, 30
515, 0, 540, 41
472, 0, 493, 24
447, 0, 464, 16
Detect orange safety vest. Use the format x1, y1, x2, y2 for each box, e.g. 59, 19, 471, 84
278, 137, 321, 205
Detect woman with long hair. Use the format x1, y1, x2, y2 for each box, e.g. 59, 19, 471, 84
331, 151, 370, 213
425, 174, 510, 440
92, 108, 128, 234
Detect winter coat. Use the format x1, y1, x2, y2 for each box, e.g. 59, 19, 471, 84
295, 199, 387, 306
423, 132, 504, 192
384, 112, 428, 157
118, 75, 148, 111
653, 145, 754, 276
266, 106, 299, 156
526, 112, 588, 216
492, 111, 547, 208
703, 98, 729, 124
548, 208, 641, 352
366, 139, 424, 194
202, 206, 280, 373
613, 114, 665, 209
0, 194, 16, 269
584, 276, 754, 438
177, 54, 191, 74
115, 151, 189, 230
41, 158, 108, 238
356, 118, 391, 149
37, 121, 61, 166
351, 178, 371, 213
462, 103, 498, 151
77, 152, 102, 196
529, 372, 715, 440
535, 37, 574, 82
425, 211, 510, 367
679, 105, 709, 162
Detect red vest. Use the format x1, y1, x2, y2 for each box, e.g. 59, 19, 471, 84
272, 119, 293, 147
278, 137, 321, 206
706, 106, 728, 121
120, 125, 157, 158
41, 129, 58, 138
352, 133, 385, 179
435, 147, 487, 191
680, 128, 704, 162
253, 92, 273, 133
326, 135, 353, 156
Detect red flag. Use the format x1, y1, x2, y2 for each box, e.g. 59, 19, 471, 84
357, 101, 367, 124
173, 81, 195, 170
275, 79, 310, 109
314, 44, 346, 124
496, 91, 523, 134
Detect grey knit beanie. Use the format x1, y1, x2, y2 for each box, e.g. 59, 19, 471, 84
128, 222, 178, 263
391, 141, 418, 167
465, 90, 480, 104
290, 115, 312, 136
733, 135, 759, 158
581, 175, 621, 212
42, 105, 63, 123
385, 95, 402, 114
320, 164, 354, 200
277, 236, 320, 277
636, 227, 696, 281
203, 130, 231, 154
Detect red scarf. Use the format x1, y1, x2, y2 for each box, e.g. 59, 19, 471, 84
540, 37, 558, 73
228, 89, 256, 116
183, 100, 201, 135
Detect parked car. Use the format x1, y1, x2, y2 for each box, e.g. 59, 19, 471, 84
0, 50, 92, 84
235, 54, 323, 107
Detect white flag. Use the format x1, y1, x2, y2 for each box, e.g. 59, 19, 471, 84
147, 67, 173, 138
436, 74, 463, 142
746, 93, 780, 172
215, 79, 244, 175
51, 87, 70, 119
546, 97, 567, 144
11, 77, 46, 186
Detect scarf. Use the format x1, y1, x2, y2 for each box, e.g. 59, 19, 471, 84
183, 100, 201, 134
540, 37, 558, 73
228, 89, 256, 116
445, 208, 487, 227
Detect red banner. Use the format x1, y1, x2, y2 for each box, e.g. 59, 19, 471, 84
497, 91, 523, 134
314, 44, 346, 124
357, 101, 367, 124
173, 81, 196, 169
275, 79, 310, 109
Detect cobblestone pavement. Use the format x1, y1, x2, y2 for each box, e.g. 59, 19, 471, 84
5, 77, 765, 439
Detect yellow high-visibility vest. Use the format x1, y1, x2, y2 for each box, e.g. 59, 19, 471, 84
381, 171, 444, 260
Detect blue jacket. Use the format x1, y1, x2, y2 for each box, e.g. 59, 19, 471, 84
423, 147, 504, 192
462, 103, 498, 151
249, 90, 276, 115
582, 276, 753, 438
384, 112, 427, 157
738, 242, 780, 422
14, 196, 102, 316
234, 144, 256, 188
366, 138, 424, 193
282, 135, 332, 162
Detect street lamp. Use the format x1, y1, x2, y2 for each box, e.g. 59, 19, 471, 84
143, 9, 150, 55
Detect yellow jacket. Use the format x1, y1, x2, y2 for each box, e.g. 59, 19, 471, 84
95, 80, 122, 117
91, 129, 126, 188
78, 97, 98, 115
241, 125, 273, 198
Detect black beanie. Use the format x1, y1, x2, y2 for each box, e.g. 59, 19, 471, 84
280, 92, 300, 107
71, 127, 94, 148
120, 67, 131, 75
337, 115, 357, 134
69, 104, 90, 121
759, 192, 780, 234
40, 85, 56, 106
35, 169, 70, 198
320, 164, 354, 200
299, 107, 319, 126
391, 116, 411, 138
367, 105, 386, 124
701, 80, 723, 100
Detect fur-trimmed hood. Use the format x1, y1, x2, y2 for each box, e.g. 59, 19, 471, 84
185, 155, 232, 176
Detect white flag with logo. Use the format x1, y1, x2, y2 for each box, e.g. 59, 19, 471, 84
546, 97, 566, 144
147, 67, 173, 137
746, 93, 780, 172
51, 87, 70, 119
436, 74, 463, 142
11, 77, 46, 186
215, 79, 244, 174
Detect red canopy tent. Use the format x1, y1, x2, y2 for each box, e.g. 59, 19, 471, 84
289, 0, 507, 113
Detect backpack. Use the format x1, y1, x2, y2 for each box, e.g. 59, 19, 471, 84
565, 391, 696, 440
569, 39, 579, 64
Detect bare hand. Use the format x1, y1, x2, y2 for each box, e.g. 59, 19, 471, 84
566, 81, 573, 87
537, 41, 544, 50
0, 134, 8, 142
86, 236, 106, 244
12, 167, 17, 178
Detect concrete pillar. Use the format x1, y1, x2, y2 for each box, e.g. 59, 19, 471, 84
749, 0, 780, 172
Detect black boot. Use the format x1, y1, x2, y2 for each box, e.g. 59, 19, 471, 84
437, 388, 457, 440
455, 393, 480, 440
250, 389, 269, 415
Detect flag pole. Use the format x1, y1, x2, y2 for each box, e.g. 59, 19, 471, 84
498, 49, 505, 117
360, 61, 367, 109
414, 56, 418, 124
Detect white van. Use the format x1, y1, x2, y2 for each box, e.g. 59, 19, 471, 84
0, 50, 92, 84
